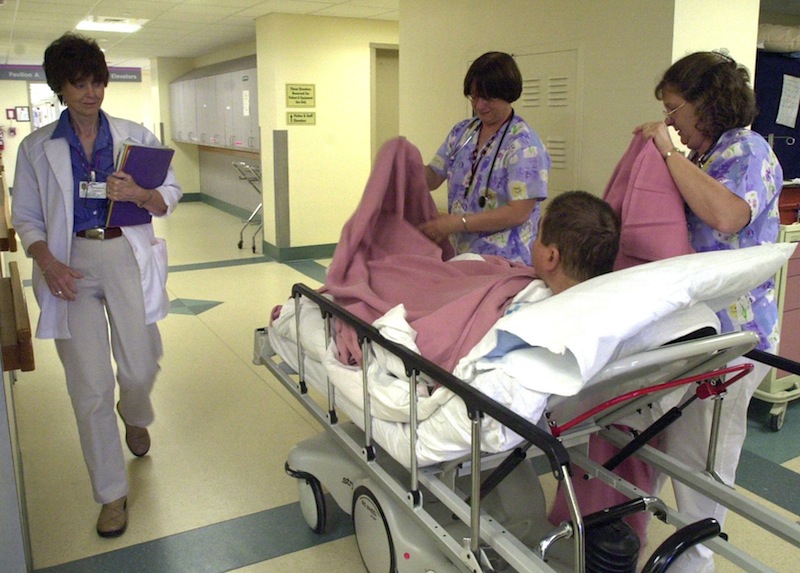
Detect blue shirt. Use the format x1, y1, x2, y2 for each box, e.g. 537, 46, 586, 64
51, 109, 115, 231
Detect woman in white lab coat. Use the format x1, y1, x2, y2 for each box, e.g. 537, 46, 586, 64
12, 32, 182, 538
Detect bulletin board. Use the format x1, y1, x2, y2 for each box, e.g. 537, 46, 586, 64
753, 50, 800, 180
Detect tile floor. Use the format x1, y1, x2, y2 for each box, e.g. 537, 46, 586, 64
5, 202, 799, 572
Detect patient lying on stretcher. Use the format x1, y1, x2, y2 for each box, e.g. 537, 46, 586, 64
359, 190, 621, 416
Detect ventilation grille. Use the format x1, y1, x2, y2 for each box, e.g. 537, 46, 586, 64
547, 137, 567, 169
521, 78, 541, 107
548, 76, 569, 107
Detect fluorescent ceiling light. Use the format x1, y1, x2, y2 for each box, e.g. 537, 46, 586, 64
76, 16, 147, 34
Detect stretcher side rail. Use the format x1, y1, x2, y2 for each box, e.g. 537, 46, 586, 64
265, 354, 571, 573
596, 426, 800, 571
287, 283, 586, 572
746, 347, 800, 375
290, 283, 573, 475
545, 330, 760, 430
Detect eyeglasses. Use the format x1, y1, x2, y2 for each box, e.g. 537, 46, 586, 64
663, 101, 687, 118
467, 94, 499, 104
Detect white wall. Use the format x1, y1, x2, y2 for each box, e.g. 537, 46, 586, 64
0, 81, 34, 187
255, 14, 399, 248
673, 0, 760, 74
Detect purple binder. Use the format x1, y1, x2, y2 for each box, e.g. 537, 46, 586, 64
106, 143, 174, 227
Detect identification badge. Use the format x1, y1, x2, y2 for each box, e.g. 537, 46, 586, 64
79, 181, 107, 199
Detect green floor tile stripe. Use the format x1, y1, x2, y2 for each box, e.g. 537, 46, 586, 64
34, 497, 353, 573
736, 449, 800, 516
745, 398, 800, 464
168, 256, 273, 273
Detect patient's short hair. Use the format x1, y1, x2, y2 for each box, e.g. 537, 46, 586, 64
539, 191, 620, 282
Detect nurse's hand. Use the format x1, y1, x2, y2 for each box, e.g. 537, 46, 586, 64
634, 121, 674, 157
418, 214, 459, 244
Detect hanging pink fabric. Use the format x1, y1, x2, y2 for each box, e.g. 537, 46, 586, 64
324, 137, 536, 372
604, 132, 694, 270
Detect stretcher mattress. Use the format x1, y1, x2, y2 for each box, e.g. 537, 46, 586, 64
268, 243, 795, 468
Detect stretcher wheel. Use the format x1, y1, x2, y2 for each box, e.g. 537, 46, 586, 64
297, 475, 326, 533
769, 409, 785, 432
352, 486, 395, 573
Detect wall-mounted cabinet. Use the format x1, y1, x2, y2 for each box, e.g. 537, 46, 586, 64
170, 58, 259, 152
170, 79, 199, 144
227, 69, 259, 151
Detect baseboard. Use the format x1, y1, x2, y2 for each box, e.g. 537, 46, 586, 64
262, 241, 336, 262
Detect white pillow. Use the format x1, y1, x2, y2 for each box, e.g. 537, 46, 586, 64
492, 243, 795, 382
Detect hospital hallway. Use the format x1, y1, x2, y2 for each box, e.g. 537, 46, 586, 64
5, 201, 800, 573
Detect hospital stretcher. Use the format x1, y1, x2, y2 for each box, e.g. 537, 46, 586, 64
254, 282, 800, 573
231, 161, 263, 252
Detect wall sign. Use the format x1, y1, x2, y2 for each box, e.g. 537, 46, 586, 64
15, 106, 30, 122
287, 112, 316, 125
0, 65, 142, 82
286, 84, 315, 108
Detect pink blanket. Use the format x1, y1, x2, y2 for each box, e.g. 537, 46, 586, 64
324, 137, 537, 372
603, 133, 694, 270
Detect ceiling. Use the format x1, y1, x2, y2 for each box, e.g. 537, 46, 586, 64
3, 1, 800, 71
0, 0, 399, 69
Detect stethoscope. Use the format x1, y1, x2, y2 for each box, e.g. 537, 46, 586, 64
449, 111, 513, 208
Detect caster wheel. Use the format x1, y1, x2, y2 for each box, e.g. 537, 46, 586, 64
237, 240, 243, 249
769, 409, 785, 432
297, 475, 326, 533
352, 486, 395, 573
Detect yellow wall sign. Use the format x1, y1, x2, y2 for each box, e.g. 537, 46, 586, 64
286, 84, 315, 108
287, 112, 316, 125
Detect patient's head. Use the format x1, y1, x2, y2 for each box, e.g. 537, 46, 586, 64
533, 191, 620, 292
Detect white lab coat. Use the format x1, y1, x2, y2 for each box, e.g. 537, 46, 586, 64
11, 112, 182, 339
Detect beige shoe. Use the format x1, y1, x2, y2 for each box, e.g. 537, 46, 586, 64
116, 402, 151, 457
97, 496, 127, 538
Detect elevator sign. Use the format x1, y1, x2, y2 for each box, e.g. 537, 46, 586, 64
286, 84, 315, 108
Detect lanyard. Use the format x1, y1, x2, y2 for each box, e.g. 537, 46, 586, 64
464, 111, 514, 207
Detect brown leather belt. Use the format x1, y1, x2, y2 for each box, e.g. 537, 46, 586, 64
75, 227, 123, 240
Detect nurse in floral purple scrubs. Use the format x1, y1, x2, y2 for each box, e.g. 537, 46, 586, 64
637, 51, 783, 573
420, 52, 550, 266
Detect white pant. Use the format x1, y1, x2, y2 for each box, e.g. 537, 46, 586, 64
55, 236, 163, 504
656, 354, 772, 573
